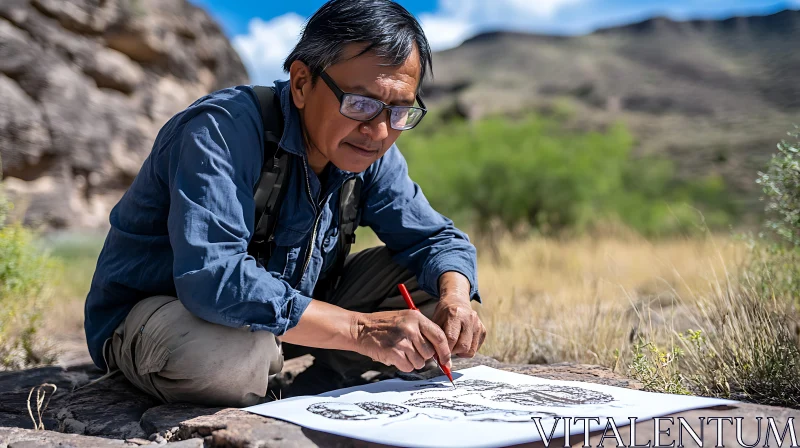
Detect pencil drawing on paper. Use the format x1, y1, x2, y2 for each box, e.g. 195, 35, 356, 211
410, 379, 509, 395
307, 397, 560, 426
247, 365, 736, 447
411, 379, 614, 407
404, 398, 558, 420
494, 385, 613, 407
307, 402, 409, 420
305, 379, 614, 425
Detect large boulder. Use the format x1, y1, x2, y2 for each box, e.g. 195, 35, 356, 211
0, 0, 248, 229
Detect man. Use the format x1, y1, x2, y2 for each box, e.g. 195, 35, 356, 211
84, 0, 485, 407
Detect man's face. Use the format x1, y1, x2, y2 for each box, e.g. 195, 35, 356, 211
290, 43, 422, 174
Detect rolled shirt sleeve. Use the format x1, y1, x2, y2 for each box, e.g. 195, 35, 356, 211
166, 100, 312, 335
360, 145, 481, 302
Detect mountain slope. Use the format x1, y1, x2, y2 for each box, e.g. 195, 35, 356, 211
424, 9, 800, 207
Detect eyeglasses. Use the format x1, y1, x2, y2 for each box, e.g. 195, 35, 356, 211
319, 71, 427, 131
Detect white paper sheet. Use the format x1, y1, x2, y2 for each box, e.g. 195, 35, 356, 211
244, 365, 736, 448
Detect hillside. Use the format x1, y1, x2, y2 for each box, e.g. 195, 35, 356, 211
1, 5, 798, 228
424, 9, 800, 209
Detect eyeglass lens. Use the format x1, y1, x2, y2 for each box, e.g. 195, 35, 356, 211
340, 94, 423, 130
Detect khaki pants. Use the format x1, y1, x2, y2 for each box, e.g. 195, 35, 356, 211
106, 246, 437, 407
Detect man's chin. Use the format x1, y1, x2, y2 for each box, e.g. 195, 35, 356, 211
331, 159, 372, 173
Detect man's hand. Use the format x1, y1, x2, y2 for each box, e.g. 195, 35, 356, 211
352, 310, 452, 373
433, 272, 487, 358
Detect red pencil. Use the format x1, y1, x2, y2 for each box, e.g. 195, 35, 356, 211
396, 283, 455, 387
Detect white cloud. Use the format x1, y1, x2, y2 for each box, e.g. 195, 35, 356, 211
231, 0, 586, 84
419, 0, 585, 50
232, 13, 304, 85
418, 13, 474, 51
439, 0, 584, 21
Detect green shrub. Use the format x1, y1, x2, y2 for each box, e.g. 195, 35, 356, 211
757, 127, 800, 247
628, 339, 691, 395
675, 280, 800, 408
399, 115, 736, 238
654, 127, 800, 407
745, 241, 800, 303
0, 190, 57, 369
751, 127, 800, 301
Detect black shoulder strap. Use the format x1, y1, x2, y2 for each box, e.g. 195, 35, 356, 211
248, 85, 363, 292
248, 86, 290, 261
331, 176, 363, 289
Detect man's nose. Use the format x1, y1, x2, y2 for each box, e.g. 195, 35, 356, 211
361, 111, 390, 141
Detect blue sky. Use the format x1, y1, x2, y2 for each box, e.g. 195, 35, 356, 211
189, 0, 799, 84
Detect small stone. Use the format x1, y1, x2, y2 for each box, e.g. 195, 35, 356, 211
148, 433, 158, 441
61, 418, 87, 435
139, 404, 224, 437
153, 435, 165, 444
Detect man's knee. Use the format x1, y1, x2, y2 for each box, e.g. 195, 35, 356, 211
112, 296, 283, 407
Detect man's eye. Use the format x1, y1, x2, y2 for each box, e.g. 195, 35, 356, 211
345, 96, 379, 114
354, 99, 379, 113
351, 99, 370, 111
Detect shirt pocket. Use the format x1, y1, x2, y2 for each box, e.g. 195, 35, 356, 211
270, 224, 308, 282
280, 246, 301, 282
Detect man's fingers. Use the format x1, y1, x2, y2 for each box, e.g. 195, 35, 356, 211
443, 318, 462, 352
419, 318, 452, 368
453, 322, 473, 357
395, 353, 414, 373
468, 319, 485, 357
405, 348, 426, 371
411, 333, 436, 361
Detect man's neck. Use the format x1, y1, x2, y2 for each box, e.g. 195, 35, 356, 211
307, 151, 329, 176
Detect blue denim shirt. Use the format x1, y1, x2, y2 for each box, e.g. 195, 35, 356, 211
84, 80, 480, 369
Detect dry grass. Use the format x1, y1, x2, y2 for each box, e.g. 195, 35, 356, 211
49, 229, 737, 362
38, 233, 104, 364
472, 231, 745, 366
41, 228, 800, 405
466, 230, 800, 406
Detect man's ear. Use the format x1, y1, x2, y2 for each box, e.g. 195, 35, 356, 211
289, 60, 313, 110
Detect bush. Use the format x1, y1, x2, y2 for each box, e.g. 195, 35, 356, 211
399, 115, 736, 238
0, 189, 57, 369
752, 127, 800, 301
618, 250, 800, 408
757, 127, 800, 247
628, 128, 800, 407
675, 277, 800, 408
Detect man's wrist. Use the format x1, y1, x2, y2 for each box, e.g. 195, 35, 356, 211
348, 311, 367, 353
438, 271, 471, 303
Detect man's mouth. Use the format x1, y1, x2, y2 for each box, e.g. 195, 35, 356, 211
344, 142, 379, 156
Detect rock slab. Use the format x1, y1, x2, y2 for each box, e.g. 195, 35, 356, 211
1, 355, 798, 447
0, 0, 248, 229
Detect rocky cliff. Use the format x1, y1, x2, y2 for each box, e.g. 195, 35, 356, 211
0, 0, 248, 229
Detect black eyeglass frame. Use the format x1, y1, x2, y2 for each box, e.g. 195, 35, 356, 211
319, 71, 427, 131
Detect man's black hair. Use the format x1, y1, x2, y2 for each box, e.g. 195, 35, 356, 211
283, 0, 432, 88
